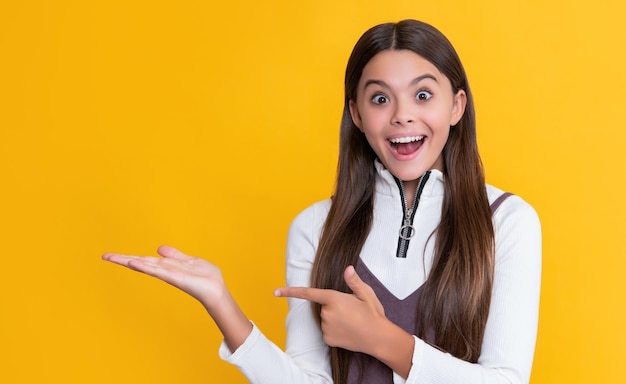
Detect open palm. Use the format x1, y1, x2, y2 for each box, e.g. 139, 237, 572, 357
102, 245, 226, 310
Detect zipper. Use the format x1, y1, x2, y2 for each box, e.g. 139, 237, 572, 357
394, 171, 431, 258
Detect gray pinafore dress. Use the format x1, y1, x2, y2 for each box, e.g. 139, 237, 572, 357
346, 193, 512, 383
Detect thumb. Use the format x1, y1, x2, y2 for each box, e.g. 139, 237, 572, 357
344, 265, 375, 301
157, 245, 192, 260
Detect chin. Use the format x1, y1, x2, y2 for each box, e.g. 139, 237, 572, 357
395, 169, 428, 182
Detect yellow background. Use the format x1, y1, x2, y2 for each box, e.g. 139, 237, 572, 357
1, 0, 624, 383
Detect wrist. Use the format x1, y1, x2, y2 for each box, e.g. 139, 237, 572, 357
200, 281, 230, 313
369, 318, 415, 378
203, 286, 253, 353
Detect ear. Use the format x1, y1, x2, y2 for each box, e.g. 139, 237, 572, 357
450, 90, 467, 126
349, 100, 363, 131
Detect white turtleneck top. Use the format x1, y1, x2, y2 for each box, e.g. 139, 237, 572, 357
219, 162, 542, 384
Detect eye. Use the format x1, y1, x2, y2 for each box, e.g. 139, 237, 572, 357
416, 90, 432, 101
371, 94, 390, 105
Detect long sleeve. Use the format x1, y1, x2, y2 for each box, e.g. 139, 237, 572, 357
218, 200, 332, 383
404, 194, 542, 384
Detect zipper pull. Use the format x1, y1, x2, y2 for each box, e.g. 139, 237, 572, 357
399, 208, 415, 240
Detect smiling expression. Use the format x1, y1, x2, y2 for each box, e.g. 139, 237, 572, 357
349, 49, 466, 192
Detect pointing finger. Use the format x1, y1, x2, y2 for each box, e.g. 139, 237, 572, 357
274, 286, 337, 305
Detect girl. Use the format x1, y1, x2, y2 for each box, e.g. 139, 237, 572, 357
103, 19, 541, 384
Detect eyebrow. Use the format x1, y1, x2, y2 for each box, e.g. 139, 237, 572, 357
363, 74, 438, 90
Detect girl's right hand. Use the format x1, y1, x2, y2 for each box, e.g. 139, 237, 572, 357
102, 245, 227, 311
102, 245, 253, 351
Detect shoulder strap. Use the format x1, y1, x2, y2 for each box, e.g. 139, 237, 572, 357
490, 192, 513, 215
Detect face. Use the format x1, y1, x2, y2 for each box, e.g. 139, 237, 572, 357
349, 49, 466, 190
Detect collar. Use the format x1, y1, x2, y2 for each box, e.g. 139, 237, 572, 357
374, 159, 445, 199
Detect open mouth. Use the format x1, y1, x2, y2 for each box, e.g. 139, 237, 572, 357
389, 135, 425, 155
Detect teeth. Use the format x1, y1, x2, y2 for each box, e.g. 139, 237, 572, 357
390, 136, 424, 144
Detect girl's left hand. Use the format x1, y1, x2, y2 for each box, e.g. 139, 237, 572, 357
275, 265, 387, 354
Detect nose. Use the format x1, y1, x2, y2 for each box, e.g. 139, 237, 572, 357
391, 99, 415, 126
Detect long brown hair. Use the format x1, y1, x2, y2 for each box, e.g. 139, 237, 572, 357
310, 20, 495, 383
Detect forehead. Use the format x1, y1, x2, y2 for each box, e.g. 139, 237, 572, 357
359, 49, 448, 87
